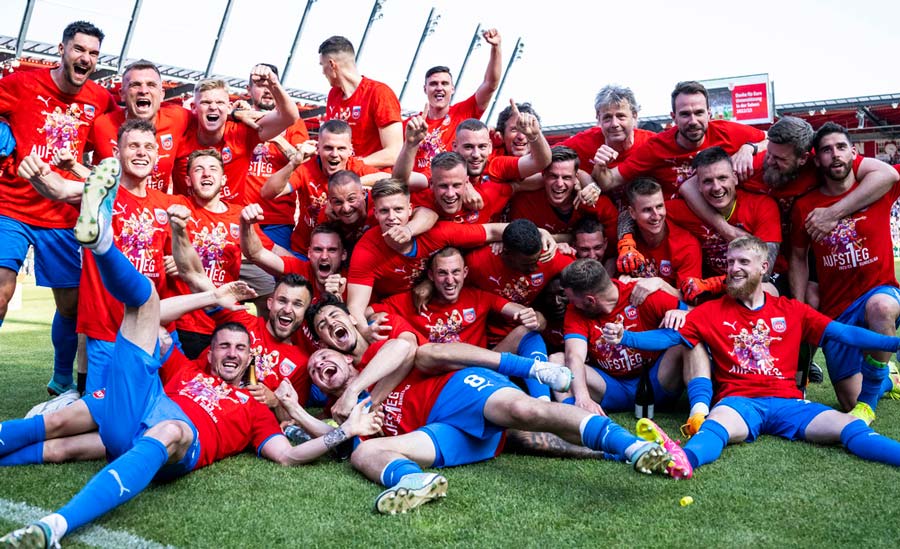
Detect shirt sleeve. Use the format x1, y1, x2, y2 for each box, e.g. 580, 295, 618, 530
372, 82, 402, 128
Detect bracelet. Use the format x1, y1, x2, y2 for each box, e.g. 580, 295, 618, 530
323, 426, 348, 449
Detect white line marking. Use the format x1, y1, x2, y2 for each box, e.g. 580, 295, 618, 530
0, 498, 174, 548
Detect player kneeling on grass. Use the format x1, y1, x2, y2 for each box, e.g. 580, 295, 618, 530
0, 159, 384, 549
602, 235, 900, 472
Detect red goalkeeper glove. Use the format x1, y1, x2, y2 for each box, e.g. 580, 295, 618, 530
680, 275, 726, 303
616, 233, 645, 275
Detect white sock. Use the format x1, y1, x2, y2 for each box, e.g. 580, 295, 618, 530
689, 403, 710, 417
39, 513, 67, 544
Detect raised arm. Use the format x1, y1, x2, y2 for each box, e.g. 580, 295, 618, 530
19, 152, 84, 204
260, 140, 317, 200
167, 204, 214, 293
250, 64, 300, 142
240, 203, 286, 276
474, 29, 502, 111
392, 109, 429, 189
512, 99, 552, 178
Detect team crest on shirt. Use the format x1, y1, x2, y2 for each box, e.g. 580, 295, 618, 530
83, 104, 95, 120
160, 133, 174, 151
771, 317, 786, 333
659, 260, 672, 277
728, 319, 783, 377
221, 147, 233, 163
230, 223, 240, 240
624, 305, 638, 320
234, 390, 250, 404
279, 358, 297, 377
530, 273, 544, 286
154, 208, 169, 224
463, 308, 476, 323
351, 106, 361, 119
92, 389, 106, 399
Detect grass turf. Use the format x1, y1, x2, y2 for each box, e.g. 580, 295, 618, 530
1, 283, 900, 548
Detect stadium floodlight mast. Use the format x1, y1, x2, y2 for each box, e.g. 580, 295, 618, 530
485, 37, 524, 125
281, 0, 317, 84
450, 23, 482, 103
204, 0, 235, 77
357, 0, 386, 65
117, 0, 144, 74
14, 0, 37, 59
398, 7, 440, 103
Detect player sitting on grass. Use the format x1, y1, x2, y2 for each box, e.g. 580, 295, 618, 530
602, 236, 900, 472
0, 159, 384, 549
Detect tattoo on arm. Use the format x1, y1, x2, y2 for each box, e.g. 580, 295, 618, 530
617, 209, 636, 240
765, 243, 779, 275
323, 427, 348, 449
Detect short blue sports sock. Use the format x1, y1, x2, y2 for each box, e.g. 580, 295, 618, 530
683, 419, 729, 468
580, 415, 638, 457
516, 331, 548, 361
0, 416, 45, 458
58, 436, 168, 533
380, 458, 423, 487
0, 442, 43, 466
524, 377, 551, 400
51, 312, 78, 387
858, 356, 888, 410
881, 372, 895, 395
91, 247, 152, 308
687, 377, 713, 410
562, 396, 576, 405
840, 419, 900, 466
497, 353, 534, 379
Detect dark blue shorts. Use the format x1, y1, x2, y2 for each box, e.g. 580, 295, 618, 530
0, 214, 81, 287
260, 224, 293, 251
716, 396, 831, 442
420, 368, 518, 467
591, 354, 683, 412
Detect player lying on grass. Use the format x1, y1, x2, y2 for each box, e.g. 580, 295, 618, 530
0, 159, 384, 549
601, 235, 900, 472
301, 296, 692, 515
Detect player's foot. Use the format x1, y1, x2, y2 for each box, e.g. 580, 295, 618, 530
680, 413, 707, 439
628, 442, 673, 476
374, 473, 447, 515
530, 360, 573, 392
26, 389, 80, 419
74, 158, 120, 248
45, 379, 75, 397
636, 418, 693, 479
886, 362, 900, 400
808, 362, 824, 384
0, 522, 57, 549
849, 402, 875, 426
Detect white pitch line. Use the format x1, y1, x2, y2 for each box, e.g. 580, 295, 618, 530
0, 498, 175, 549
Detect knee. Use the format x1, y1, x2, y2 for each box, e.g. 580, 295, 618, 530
505, 396, 541, 426
42, 438, 73, 463
865, 296, 899, 326
350, 439, 380, 470
148, 420, 192, 447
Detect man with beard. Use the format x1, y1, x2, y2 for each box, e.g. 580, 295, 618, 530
260, 120, 388, 257
0, 21, 117, 396
0, 163, 382, 546
303, 297, 688, 515
169, 203, 313, 409
603, 236, 900, 473
791, 123, 900, 424
20, 119, 189, 394
593, 81, 766, 199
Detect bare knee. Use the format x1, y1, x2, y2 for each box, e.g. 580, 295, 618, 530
350, 438, 384, 470
865, 296, 899, 328
52, 287, 79, 318
504, 395, 541, 426
146, 420, 192, 448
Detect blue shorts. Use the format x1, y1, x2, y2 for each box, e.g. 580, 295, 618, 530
85, 337, 115, 394
822, 285, 900, 382
83, 333, 199, 478
260, 224, 293, 251
420, 368, 518, 467
592, 355, 683, 413
0, 214, 81, 287
716, 396, 831, 442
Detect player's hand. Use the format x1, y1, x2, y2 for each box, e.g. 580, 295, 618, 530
513, 307, 541, 331
592, 144, 618, 169
233, 109, 266, 131
363, 312, 392, 343
289, 140, 318, 168
343, 397, 385, 437
680, 275, 726, 304
601, 321, 624, 345
573, 182, 601, 209
412, 278, 434, 312
574, 395, 606, 416
166, 204, 193, 233
719, 223, 750, 243
383, 224, 414, 248
490, 241, 504, 255
323, 274, 347, 299
731, 144, 756, 181
50, 148, 77, 172
511, 99, 541, 141
660, 308, 688, 330
616, 233, 645, 275
214, 280, 257, 309
275, 378, 299, 405
248, 383, 278, 408
462, 182, 484, 211
331, 389, 361, 425
629, 277, 663, 306
163, 255, 179, 277
241, 203, 265, 226
250, 63, 280, 90
804, 206, 839, 243
537, 228, 557, 262
556, 242, 576, 256
482, 28, 501, 47
405, 109, 428, 145
17, 152, 51, 182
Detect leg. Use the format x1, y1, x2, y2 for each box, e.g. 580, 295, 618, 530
683, 344, 713, 435
42, 433, 106, 463
682, 404, 750, 469
0, 267, 16, 324
654, 346, 684, 395
504, 429, 608, 460
49, 287, 79, 392
0, 400, 96, 462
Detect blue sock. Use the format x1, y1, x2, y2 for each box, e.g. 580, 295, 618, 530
683, 419, 729, 468
516, 332, 551, 398
380, 458, 422, 487
562, 396, 576, 405
0, 417, 45, 458
51, 312, 77, 387
524, 377, 552, 400
57, 437, 168, 533
687, 377, 713, 410
0, 442, 43, 466
840, 419, 900, 466
858, 355, 888, 410
580, 415, 639, 458
881, 373, 895, 395
90, 247, 152, 308
497, 353, 534, 378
